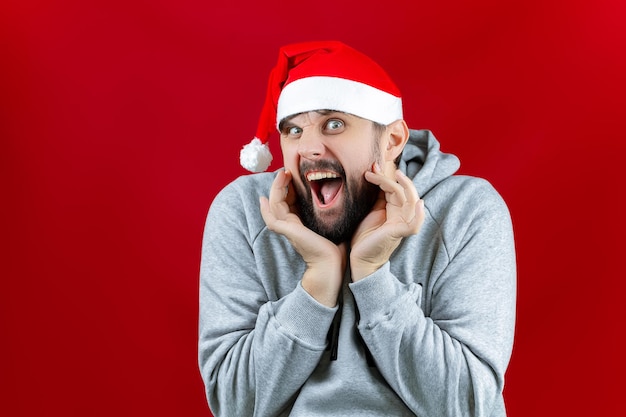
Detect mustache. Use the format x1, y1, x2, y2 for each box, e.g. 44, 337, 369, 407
299, 160, 346, 178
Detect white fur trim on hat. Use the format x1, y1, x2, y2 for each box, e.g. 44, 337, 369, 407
276, 76, 403, 126
240, 137, 273, 172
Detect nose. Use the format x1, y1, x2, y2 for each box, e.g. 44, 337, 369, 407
297, 129, 326, 160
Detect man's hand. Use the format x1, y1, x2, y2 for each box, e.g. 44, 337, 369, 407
260, 169, 346, 307
350, 162, 425, 281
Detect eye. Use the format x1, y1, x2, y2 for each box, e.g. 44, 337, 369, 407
324, 119, 344, 133
282, 126, 303, 137
289, 126, 302, 135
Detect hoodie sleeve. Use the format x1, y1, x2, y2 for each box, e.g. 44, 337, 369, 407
198, 177, 338, 417
349, 177, 516, 416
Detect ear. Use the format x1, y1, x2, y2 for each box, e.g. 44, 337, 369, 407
383, 119, 409, 162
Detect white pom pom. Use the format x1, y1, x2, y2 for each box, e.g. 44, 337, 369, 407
240, 137, 273, 172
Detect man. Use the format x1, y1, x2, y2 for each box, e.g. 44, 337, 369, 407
198, 41, 516, 416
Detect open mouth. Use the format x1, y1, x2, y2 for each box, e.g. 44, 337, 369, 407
306, 171, 344, 207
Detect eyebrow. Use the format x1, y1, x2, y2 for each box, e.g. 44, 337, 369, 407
278, 109, 341, 131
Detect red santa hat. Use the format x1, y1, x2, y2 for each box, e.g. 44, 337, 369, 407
240, 40, 403, 172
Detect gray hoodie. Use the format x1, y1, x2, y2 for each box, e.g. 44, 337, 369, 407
199, 129, 516, 416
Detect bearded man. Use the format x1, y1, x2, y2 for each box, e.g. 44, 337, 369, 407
198, 41, 517, 417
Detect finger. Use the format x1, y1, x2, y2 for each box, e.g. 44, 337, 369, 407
268, 169, 290, 203
379, 169, 419, 211
395, 169, 419, 206
260, 195, 303, 239
407, 199, 426, 232
268, 169, 293, 217
259, 196, 278, 228
284, 173, 297, 208
389, 199, 425, 238
392, 171, 421, 224
364, 170, 407, 206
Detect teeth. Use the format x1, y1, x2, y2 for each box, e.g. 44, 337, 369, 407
307, 172, 339, 181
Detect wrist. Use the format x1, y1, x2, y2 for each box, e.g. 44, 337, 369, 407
301, 264, 343, 307
350, 258, 383, 282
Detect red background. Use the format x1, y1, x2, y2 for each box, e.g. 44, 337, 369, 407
2, 0, 625, 415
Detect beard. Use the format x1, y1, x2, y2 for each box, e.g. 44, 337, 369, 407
294, 159, 380, 244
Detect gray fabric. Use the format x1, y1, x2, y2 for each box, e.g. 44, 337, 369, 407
198, 129, 516, 416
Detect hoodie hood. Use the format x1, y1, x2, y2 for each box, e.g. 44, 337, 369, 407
398, 129, 460, 197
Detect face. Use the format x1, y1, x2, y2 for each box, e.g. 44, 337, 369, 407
279, 111, 384, 244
